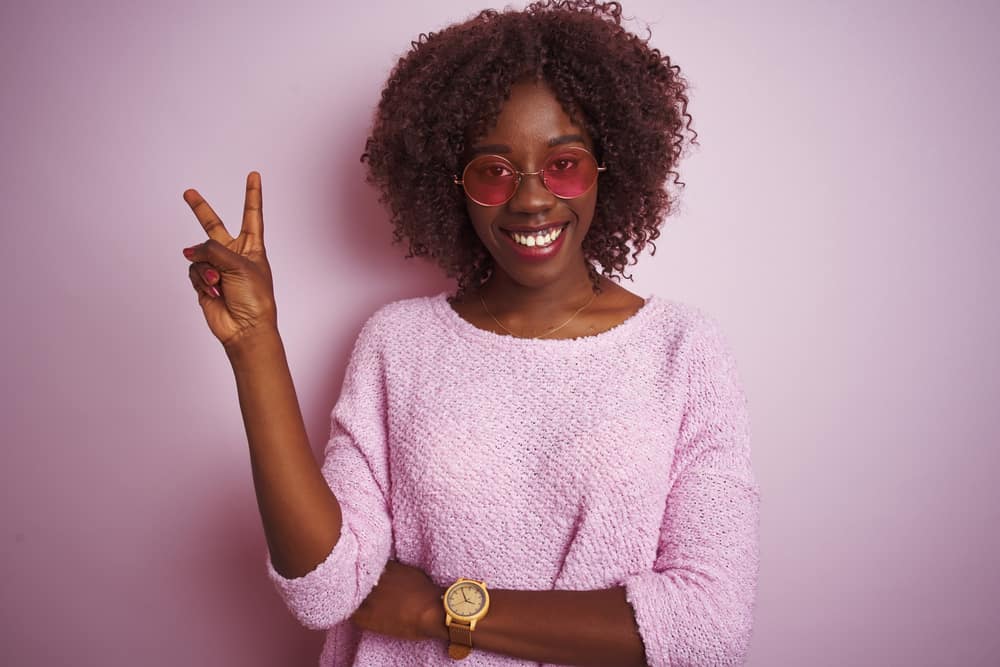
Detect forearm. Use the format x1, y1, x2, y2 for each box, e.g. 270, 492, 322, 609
226, 329, 342, 579
425, 585, 647, 667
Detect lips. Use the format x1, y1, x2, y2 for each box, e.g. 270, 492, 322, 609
497, 221, 570, 261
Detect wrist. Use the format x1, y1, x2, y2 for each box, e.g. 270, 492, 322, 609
421, 586, 449, 641
224, 326, 282, 365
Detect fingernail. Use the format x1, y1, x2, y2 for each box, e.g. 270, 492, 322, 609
183, 246, 196, 259
205, 269, 219, 283
209, 286, 220, 298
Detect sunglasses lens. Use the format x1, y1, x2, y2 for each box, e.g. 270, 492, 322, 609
543, 148, 599, 198
459, 147, 601, 205
462, 157, 516, 206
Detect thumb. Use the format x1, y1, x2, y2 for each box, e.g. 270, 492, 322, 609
182, 238, 245, 271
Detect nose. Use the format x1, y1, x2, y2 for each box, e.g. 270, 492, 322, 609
507, 169, 556, 213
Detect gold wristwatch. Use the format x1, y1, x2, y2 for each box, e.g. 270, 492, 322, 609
442, 577, 490, 660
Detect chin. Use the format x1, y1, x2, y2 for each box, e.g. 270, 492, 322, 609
494, 254, 584, 289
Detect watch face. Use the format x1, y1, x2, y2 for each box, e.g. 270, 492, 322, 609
445, 581, 487, 618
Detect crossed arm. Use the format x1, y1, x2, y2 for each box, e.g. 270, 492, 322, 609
349, 559, 648, 667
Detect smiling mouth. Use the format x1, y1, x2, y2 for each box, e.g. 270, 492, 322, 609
501, 222, 570, 248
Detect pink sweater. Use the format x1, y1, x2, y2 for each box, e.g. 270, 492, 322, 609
265, 291, 761, 666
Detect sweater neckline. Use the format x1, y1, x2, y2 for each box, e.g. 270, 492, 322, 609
430, 290, 661, 350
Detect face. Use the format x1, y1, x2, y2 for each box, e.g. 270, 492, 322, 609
460, 79, 599, 290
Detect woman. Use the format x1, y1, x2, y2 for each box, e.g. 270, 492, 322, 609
181, 2, 760, 666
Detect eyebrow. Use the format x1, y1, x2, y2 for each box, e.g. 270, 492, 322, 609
469, 134, 587, 156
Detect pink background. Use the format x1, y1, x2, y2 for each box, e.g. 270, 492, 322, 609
2, 1, 998, 665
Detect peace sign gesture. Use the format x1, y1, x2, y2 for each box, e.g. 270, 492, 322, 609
182, 171, 278, 352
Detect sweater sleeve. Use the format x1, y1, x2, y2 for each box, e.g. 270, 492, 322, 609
264, 314, 394, 631
622, 313, 761, 667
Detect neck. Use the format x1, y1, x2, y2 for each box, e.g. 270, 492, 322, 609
478, 259, 599, 324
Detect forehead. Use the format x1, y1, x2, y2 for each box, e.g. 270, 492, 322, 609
472, 80, 592, 151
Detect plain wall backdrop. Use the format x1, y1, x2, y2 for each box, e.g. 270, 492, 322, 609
2, 0, 997, 665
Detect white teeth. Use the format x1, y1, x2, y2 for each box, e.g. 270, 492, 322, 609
510, 225, 564, 248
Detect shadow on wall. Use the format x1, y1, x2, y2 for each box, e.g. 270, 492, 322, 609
199, 472, 326, 664
199, 96, 451, 664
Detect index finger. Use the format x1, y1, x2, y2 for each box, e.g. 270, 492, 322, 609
182, 187, 234, 245
240, 171, 264, 244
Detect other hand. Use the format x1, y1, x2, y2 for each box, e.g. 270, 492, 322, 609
350, 560, 447, 642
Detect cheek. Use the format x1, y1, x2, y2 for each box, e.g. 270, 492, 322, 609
465, 203, 498, 242
573, 192, 599, 229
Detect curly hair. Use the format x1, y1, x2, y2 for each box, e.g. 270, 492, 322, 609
361, 0, 698, 297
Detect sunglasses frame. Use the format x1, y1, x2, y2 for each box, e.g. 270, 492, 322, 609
452, 146, 608, 207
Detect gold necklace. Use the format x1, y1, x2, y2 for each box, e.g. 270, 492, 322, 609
479, 290, 598, 339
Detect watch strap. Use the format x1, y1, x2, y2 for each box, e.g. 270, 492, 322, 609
448, 621, 473, 659
449, 622, 473, 645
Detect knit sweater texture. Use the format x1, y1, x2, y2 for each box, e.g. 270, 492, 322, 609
265, 291, 761, 666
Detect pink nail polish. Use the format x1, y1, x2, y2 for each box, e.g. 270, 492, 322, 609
183, 247, 195, 259
209, 286, 220, 298
205, 269, 219, 282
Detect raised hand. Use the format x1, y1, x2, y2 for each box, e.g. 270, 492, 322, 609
182, 171, 278, 351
